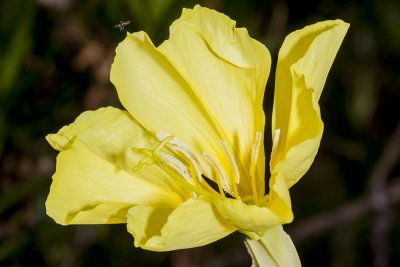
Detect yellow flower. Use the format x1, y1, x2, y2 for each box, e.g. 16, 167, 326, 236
45, 4, 348, 262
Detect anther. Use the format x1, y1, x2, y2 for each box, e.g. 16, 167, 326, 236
250, 132, 263, 178
272, 128, 280, 152
170, 143, 203, 182
220, 141, 241, 184
202, 152, 229, 196
156, 131, 203, 182
270, 128, 281, 165
160, 152, 194, 185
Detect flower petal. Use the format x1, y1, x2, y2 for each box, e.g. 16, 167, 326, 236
271, 20, 349, 187
126, 198, 237, 251
110, 31, 225, 183
245, 226, 301, 267
46, 140, 184, 225
110, 6, 271, 195
159, 5, 271, 193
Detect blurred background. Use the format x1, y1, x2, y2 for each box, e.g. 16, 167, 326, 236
1, 0, 399, 266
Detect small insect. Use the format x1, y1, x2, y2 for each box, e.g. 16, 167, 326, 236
114, 20, 131, 31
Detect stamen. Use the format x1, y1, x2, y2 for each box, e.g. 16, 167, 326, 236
159, 152, 193, 185
155, 131, 240, 199
220, 141, 241, 199
156, 131, 172, 141
171, 143, 203, 181
156, 132, 203, 181
202, 152, 228, 196
271, 128, 281, 155
249, 131, 263, 205
220, 141, 241, 184
269, 128, 281, 169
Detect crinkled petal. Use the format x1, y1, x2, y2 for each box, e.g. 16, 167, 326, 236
214, 194, 292, 233
271, 20, 349, 187
245, 226, 301, 267
46, 106, 150, 160
46, 140, 184, 225
45, 107, 188, 225
126, 198, 237, 251
46, 106, 189, 195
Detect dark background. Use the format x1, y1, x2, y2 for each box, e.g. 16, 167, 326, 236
1, 0, 399, 266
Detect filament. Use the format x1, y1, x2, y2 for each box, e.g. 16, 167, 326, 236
202, 152, 227, 196
220, 140, 241, 199
249, 131, 263, 205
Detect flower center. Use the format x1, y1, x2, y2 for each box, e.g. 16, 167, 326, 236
131, 131, 265, 204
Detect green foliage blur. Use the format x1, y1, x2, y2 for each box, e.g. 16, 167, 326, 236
1, 0, 399, 266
